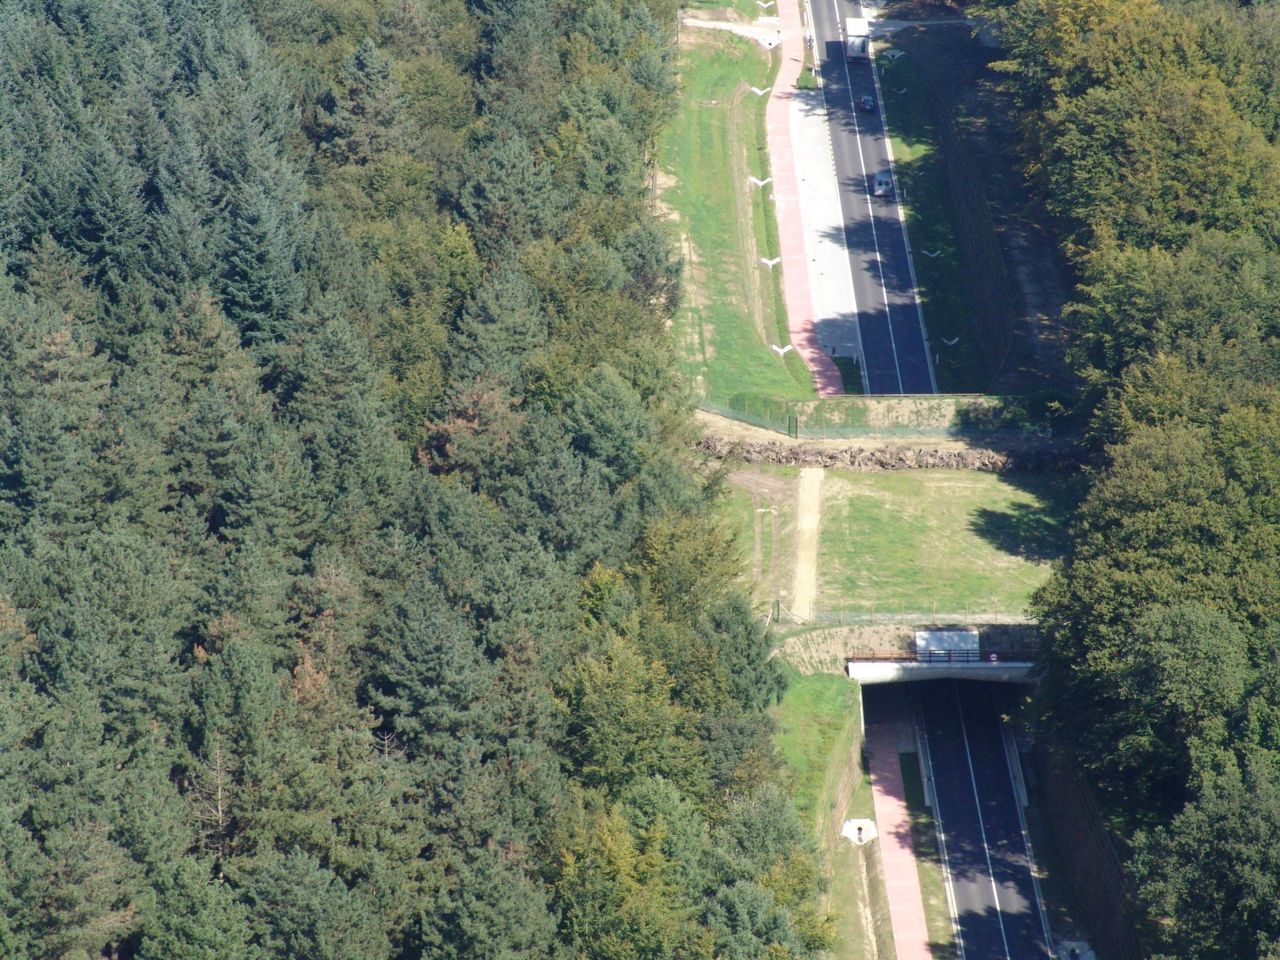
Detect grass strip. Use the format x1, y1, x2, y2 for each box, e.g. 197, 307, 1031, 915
660, 28, 816, 405
773, 671, 894, 960
877, 27, 1018, 392
899, 751, 959, 958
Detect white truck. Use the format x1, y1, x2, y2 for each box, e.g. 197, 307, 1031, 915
845, 17, 870, 59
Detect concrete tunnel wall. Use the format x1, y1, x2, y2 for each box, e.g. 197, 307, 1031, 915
846, 661, 1035, 685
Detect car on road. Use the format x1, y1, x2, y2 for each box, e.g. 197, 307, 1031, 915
857, 94, 876, 112
872, 170, 894, 198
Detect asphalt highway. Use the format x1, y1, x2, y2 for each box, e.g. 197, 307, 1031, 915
921, 681, 1051, 959
809, 0, 936, 394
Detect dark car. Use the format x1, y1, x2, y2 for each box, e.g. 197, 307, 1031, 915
857, 94, 876, 112
872, 170, 894, 198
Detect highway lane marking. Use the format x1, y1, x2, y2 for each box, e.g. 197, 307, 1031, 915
863, 8, 938, 392
829, 0, 904, 393
916, 698, 967, 960
1000, 725, 1055, 956
804, 0, 869, 391
953, 682, 1014, 960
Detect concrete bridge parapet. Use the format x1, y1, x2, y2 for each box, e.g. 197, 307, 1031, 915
847, 659, 1034, 685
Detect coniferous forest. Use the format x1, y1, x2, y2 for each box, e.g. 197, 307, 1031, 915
0, 1, 831, 957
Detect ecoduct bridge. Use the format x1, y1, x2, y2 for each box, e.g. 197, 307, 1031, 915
845, 628, 1036, 684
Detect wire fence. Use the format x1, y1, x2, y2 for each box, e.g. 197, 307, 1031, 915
698, 392, 1052, 441
781, 604, 1035, 627
850, 648, 1038, 663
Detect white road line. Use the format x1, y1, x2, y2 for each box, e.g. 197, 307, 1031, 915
917, 695, 966, 960
1001, 725, 1055, 956
865, 20, 938, 392
830, 0, 904, 393
807, 0, 869, 392
954, 682, 1014, 960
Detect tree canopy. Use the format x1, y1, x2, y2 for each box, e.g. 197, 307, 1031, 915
990, 0, 1280, 953
0, 1, 824, 957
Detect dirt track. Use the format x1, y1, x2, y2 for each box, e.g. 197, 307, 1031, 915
791, 468, 822, 621
694, 410, 1076, 471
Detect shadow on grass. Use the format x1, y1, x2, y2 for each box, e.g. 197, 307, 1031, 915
832, 355, 865, 395
968, 465, 1086, 573
970, 499, 1065, 564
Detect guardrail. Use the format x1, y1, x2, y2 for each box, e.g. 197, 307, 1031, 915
849, 649, 1038, 664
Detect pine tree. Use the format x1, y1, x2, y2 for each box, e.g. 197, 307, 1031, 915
218, 167, 306, 345
321, 38, 401, 167
219, 424, 319, 567
449, 263, 547, 393
460, 132, 560, 255
137, 859, 258, 960
239, 848, 392, 960
146, 102, 223, 306
0, 287, 112, 539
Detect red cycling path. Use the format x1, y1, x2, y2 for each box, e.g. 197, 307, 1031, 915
769, 9, 931, 951
765, 0, 844, 397
864, 685, 934, 959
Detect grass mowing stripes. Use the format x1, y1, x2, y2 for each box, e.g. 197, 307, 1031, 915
816, 469, 1077, 618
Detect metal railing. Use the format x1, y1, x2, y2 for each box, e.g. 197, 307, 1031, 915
848, 648, 1037, 664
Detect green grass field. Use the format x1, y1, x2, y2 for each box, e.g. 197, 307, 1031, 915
722, 467, 799, 604
684, 0, 762, 18
816, 470, 1076, 618
772, 671, 892, 960
877, 27, 1018, 392
773, 671, 867, 828
659, 28, 816, 406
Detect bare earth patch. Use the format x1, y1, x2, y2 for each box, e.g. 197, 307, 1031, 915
774, 626, 916, 674
680, 15, 782, 46
791, 468, 822, 622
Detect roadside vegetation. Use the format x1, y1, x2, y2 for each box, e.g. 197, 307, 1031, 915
989, 0, 1280, 955
659, 27, 816, 409
685, 0, 763, 18
772, 671, 894, 960
877, 26, 1025, 393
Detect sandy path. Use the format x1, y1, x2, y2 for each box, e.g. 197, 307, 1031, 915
791, 467, 823, 620
681, 16, 782, 48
